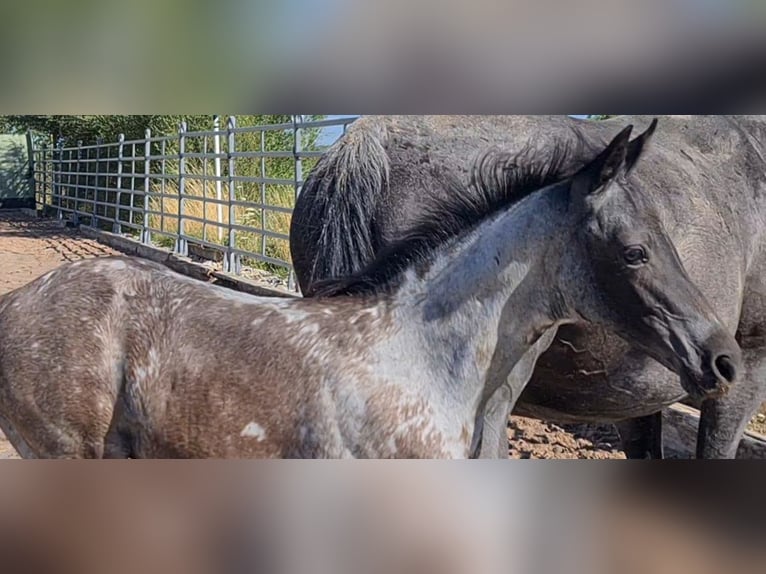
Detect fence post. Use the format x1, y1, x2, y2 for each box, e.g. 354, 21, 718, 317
292, 114, 304, 199
260, 129, 267, 259
160, 139, 167, 238
176, 121, 188, 256
54, 139, 63, 220
288, 115, 304, 291
113, 133, 125, 234
72, 140, 83, 226
92, 138, 102, 227
62, 140, 71, 218
225, 116, 239, 274
129, 141, 137, 227
142, 128, 152, 244
25, 129, 36, 211
213, 115, 224, 243
39, 142, 48, 211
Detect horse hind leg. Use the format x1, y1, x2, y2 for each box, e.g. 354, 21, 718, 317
0, 409, 110, 459
615, 412, 664, 459
0, 412, 39, 459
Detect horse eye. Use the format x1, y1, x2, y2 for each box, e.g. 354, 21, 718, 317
623, 245, 648, 265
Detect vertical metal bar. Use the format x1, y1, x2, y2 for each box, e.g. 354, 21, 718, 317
89, 145, 95, 222
213, 115, 224, 243
202, 130, 208, 243
50, 145, 55, 208
92, 139, 101, 227
48, 144, 53, 209
66, 146, 74, 216
25, 129, 35, 210
40, 143, 48, 210
260, 129, 266, 258
86, 145, 92, 221
288, 115, 304, 291
72, 141, 83, 225
129, 142, 136, 226
113, 134, 125, 234
142, 128, 152, 244
105, 143, 111, 222
36, 143, 42, 209
176, 121, 188, 256
160, 138, 166, 236
67, 146, 73, 217
60, 146, 66, 215
54, 141, 63, 219
103, 143, 109, 222
225, 116, 238, 273
33, 140, 43, 210
293, 114, 304, 200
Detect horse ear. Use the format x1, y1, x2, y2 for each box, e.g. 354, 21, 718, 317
571, 124, 633, 197
624, 118, 658, 174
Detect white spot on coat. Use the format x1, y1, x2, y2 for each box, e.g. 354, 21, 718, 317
240, 422, 267, 441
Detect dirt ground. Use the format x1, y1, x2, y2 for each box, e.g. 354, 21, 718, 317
0, 211, 760, 460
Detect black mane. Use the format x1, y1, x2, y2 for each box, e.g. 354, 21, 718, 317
310, 135, 588, 298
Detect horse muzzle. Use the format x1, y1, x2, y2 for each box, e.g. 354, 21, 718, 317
679, 331, 743, 401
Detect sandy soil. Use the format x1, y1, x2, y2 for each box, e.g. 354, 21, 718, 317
0, 210, 762, 459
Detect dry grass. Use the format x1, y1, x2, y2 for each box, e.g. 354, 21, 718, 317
147, 165, 294, 272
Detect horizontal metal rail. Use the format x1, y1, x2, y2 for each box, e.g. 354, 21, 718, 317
31, 115, 360, 290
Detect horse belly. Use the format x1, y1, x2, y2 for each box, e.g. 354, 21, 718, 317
515, 375, 686, 424
513, 325, 687, 424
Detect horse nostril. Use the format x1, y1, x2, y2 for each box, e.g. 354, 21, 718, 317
713, 354, 737, 384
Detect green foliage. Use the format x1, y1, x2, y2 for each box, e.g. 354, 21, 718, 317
0, 115, 322, 148
0, 115, 155, 143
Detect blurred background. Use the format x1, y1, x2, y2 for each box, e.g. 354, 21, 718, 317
0, 2, 763, 572
1, 0, 765, 112
0, 463, 763, 574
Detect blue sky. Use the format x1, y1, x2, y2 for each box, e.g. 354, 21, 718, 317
315, 115, 358, 147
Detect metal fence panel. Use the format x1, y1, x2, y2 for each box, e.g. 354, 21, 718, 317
31, 115, 359, 290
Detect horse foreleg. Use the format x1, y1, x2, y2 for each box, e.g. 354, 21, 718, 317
475, 384, 512, 459
477, 328, 560, 459
697, 347, 766, 459
615, 412, 664, 459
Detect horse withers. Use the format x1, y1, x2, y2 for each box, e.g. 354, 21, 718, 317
0, 123, 742, 458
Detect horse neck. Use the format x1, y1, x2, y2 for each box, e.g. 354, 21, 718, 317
390, 187, 569, 411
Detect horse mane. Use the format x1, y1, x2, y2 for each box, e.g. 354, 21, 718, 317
290, 118, 390, 294
311, 134, 588, 298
